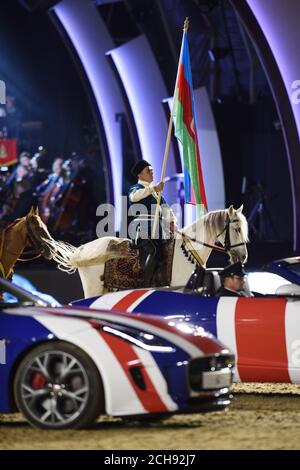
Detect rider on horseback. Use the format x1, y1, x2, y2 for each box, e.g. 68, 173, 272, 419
128, 160, 176, 287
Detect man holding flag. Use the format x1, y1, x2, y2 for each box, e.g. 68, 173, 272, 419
128, 160, 176, 287
129, 18, 207, 287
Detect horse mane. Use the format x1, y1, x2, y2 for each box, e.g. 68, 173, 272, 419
187, 208, 249, 242
204, 209, 228, 239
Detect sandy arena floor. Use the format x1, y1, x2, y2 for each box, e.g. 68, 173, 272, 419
1, 383, 300, 450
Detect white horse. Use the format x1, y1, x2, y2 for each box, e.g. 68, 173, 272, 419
45, 205, 248, 298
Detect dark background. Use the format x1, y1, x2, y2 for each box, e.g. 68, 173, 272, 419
0, 1, 92, 158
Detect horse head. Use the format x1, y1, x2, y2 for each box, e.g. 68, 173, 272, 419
223, 205, 248, 264
25, 207, 54, 260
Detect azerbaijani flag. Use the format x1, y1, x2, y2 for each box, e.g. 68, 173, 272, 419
173, 27, 208, 211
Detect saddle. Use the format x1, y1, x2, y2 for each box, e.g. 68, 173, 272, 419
103, 239, 175, 291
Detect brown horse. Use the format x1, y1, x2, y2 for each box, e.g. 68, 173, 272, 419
0, 207, 53, 283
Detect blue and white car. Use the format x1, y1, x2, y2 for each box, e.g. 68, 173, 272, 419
0, 278, 234, 430
73, 261, 300, 385
255, 257, 300, 290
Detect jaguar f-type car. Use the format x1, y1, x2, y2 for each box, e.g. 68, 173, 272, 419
74, 263, 300, 385
0, 278, 234, 430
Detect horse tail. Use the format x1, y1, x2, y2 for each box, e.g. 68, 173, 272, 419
43, 237, 130, 273
42, 238, 79, 273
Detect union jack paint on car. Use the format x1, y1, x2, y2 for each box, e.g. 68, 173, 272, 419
74, 282, 300, 384
0, 278, 234, 430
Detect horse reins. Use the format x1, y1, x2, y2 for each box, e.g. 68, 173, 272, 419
179, 217, 247, 266
20, 216, 43, 261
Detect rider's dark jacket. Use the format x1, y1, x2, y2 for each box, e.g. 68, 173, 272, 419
216, 287, 248, 297
128, 180, 176, 241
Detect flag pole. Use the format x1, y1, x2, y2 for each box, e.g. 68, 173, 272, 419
152, 17, 189, 238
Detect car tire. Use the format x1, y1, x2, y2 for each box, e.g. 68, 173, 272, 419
14, 341, 104, 430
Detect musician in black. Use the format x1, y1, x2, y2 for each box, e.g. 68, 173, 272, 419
35, 157, 64, 195
1, 164, 36, 221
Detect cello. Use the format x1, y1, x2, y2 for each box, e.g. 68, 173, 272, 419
38, 157, 66, 225
51, 157, 87, 233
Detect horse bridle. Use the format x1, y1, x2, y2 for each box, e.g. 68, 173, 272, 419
2, 215, 45, 262
21, 215, 47, 260
218, 218, 247, 252
0, 217, 40, 277
180, 217, 247, 257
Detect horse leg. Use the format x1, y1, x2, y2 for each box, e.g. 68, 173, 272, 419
78, 264, 106, 298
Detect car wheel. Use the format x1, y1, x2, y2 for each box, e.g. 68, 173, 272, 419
14, 341, 104, 429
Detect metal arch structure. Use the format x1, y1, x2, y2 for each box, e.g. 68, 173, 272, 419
51, 0, 179, 228
52, 0, 125, 231
231, 0, 300, 251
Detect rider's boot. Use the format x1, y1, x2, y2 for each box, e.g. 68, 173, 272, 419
143, 252, 157, 287
137, 240, 157, 287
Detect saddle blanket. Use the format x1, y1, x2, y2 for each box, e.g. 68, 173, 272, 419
104, 240, 175, 291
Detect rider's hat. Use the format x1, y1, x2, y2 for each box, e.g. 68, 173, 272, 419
220, 262, 246, 278
131, 160, 151, 178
